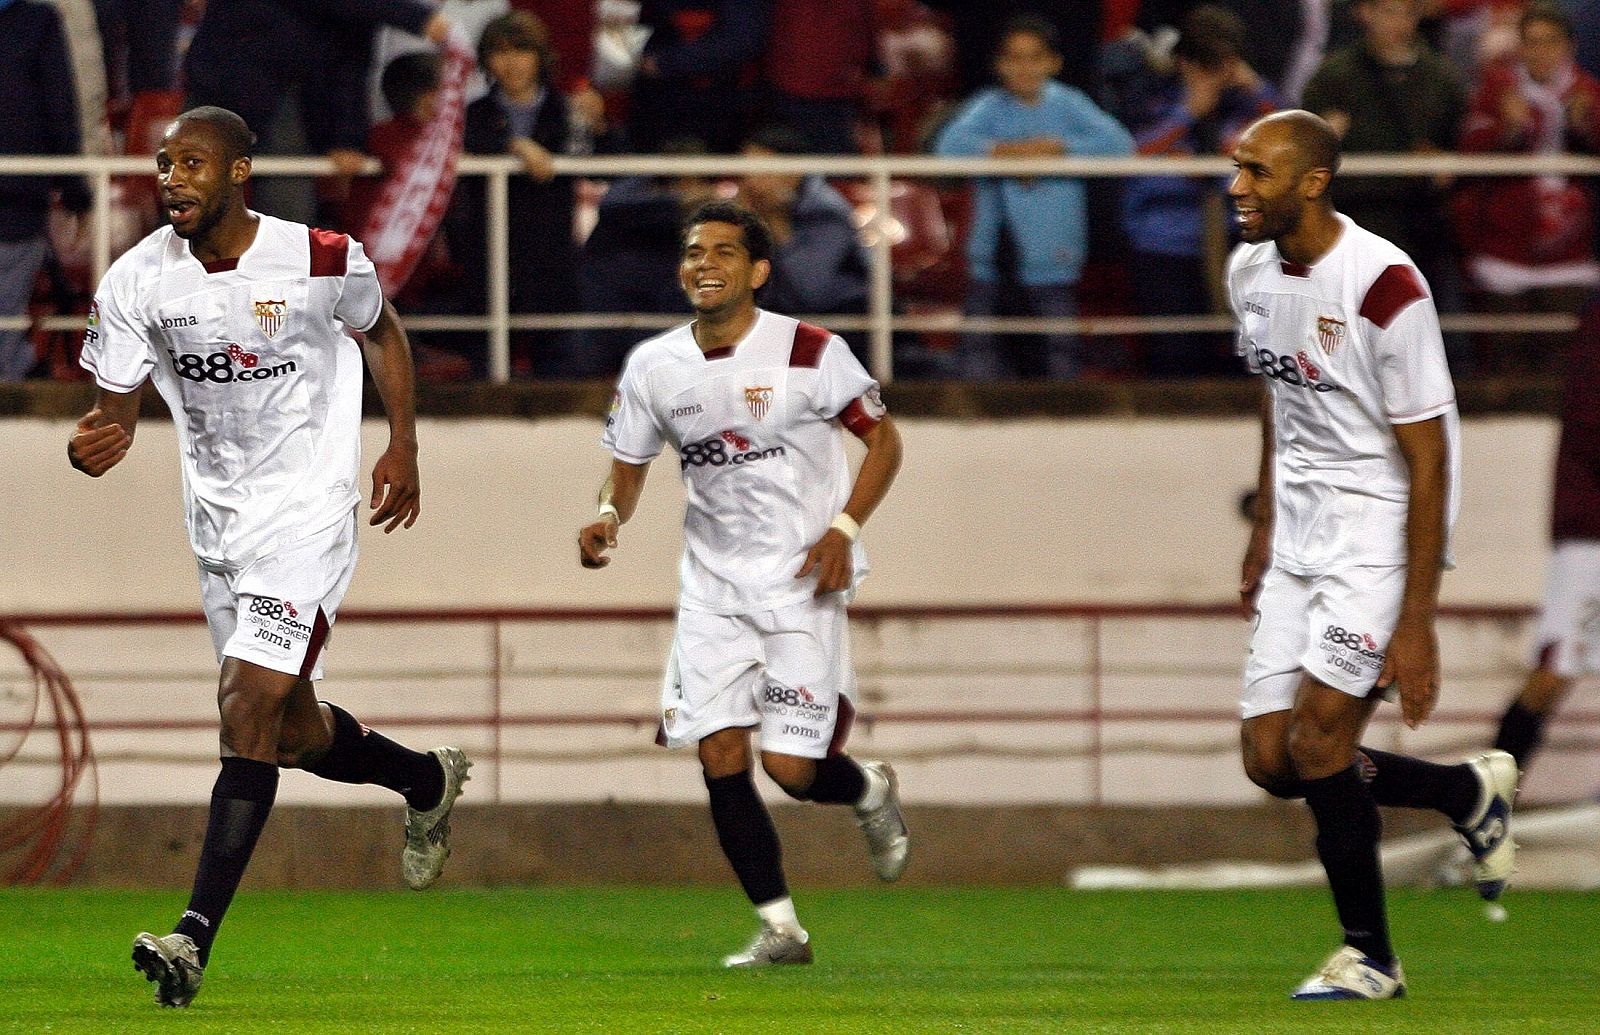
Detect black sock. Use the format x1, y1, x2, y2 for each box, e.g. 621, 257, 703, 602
301, 703, 444, 810
1358, 747, 1481, 824
173, 757, 279, 966
1494, 701, 1546, 772
705, 770, 788, 906
1302, 765, 1393, 967
797, 755, 867, 805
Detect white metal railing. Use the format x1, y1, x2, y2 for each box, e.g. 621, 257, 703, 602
3, 152, 1593, 382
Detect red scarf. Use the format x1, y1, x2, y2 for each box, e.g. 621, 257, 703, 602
360, 34, 473, 295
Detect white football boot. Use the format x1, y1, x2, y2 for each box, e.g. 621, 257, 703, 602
1291, 945, 1406, 1001
402, 747, 472, 890
1453, 749, 1520, 901
723, 924, 814, 968
853, 760, 909, 881
132, 932, 204, 1008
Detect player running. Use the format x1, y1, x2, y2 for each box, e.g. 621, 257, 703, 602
1229, 110, 1518, 1000
69, 107, 469, 1007
578, 201, 908, 967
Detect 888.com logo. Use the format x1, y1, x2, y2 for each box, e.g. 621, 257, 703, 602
167, 344, 296, 384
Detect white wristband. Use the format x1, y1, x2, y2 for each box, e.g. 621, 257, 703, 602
597, 503, 620, 523
830, 513, 860, 542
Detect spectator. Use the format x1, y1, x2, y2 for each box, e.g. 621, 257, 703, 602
1121, 4, 1277, 377
629, 0, 772, 153
1303, 0, 1469, 367
570, 138, 717, 379
447, 10, 580, 377
1, 0, 88, 380
1455, 2, 1600, 372
737, 125, 870, 320
935, 16, 1133, 380
924, 1, 1102, 96
183, 0, 450, 222
761, 0, 878, 154
92, 0, 183, 150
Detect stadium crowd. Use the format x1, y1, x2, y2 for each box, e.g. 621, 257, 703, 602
6, 0, 1600, 380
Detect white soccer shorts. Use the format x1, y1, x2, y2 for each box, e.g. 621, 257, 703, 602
1241, 563, 1407, 718
198, 513, 359, 682
659, 597, 857, 758
1530, 539, 1600, 678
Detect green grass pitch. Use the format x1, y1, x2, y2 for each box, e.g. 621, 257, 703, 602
2, 886, 1597, 1033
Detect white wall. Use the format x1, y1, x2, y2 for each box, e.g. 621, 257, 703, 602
0, 415, 1559, 612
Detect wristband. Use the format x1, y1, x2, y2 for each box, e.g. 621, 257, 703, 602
597, 503, 620, 523
830, 513, 860, 542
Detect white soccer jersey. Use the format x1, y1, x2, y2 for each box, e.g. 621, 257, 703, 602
1227, 213, 1460, 574
80, 213, 383, 569
604, 310, 885, 614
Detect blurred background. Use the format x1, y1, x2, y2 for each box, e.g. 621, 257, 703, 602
2, 0, 1597, 889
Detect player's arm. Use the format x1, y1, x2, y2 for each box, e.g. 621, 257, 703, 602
1377, 415, 1449, 729
579, 459, 650, 569
1240, 387, 1274, 614
68, 387, 141, 477
361, 298, 421, 532
798, 413, 903, 595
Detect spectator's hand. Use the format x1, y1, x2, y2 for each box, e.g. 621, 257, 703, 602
1499, 89, 1532, 135
1225, 59, 1262, 94
423, 11, 454, 45
328, 148, 370, 177
1181, 64, 1226, 119
1321, 110, 1351, 138
510, 137, 557, 181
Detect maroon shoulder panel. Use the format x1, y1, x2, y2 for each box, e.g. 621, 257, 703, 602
309, 227, 349, 277
1359, 264, 1427, 330
790, 321, 831, 368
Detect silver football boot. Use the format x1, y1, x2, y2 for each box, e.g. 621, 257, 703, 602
723, 925, 814, 968
132, 932, 204, 1008
402, 746, 472, 890
853, 760, 909, 881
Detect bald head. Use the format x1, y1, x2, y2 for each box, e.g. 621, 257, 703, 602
1246, 109, 1342, 179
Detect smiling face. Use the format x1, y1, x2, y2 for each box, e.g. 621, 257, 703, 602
678, 220, 770, 316
156, 118, 248, 241
1228, 121, 1319, 245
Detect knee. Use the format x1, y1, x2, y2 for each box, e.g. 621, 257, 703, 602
1242, 756, 1302, 799
698, 730, 752, 780
760, 754, 815, 800
1286, 717, 1348, 778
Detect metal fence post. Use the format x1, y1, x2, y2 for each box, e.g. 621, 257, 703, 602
869, 163, 894, 383
487, 167, 511, 383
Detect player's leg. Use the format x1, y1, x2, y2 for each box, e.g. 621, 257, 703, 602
1494, 666, 1573, 770
700, 726, 811, 967
1286, 675, 1409, 999
756, 600, 907, 880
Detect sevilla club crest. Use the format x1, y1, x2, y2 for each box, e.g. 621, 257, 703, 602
745, 385, 774, 421
254, 299, 287, 339
1315, 315, 1345, 355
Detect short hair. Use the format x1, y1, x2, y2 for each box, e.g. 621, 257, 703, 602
1256, 109, 1343, 177
381, 52, 442, 118
683, 201, 773, 266
478, 10, 556, 85
1173, 5, 1247, 70
173, 106, 255, 161
1522, 1, 1574, 41
743, 124, 810, 156
997, 14, 1061, 56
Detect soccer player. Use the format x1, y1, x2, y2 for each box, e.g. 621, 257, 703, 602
1490, 292, 1600, 774
68, 107, 470, 1008
577, 201, 908, 968
1229, 110, 1519, 1000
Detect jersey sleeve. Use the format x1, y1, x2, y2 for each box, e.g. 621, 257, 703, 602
601, 359, 664, 463
77, 273, 155, 393
1226, 246, 1260, 371
812, 336, 885, 434
1365, 265, 1455, 423
335, 236, 385, 332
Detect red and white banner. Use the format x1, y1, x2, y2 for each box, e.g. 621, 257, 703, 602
360, 33, 474, 296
